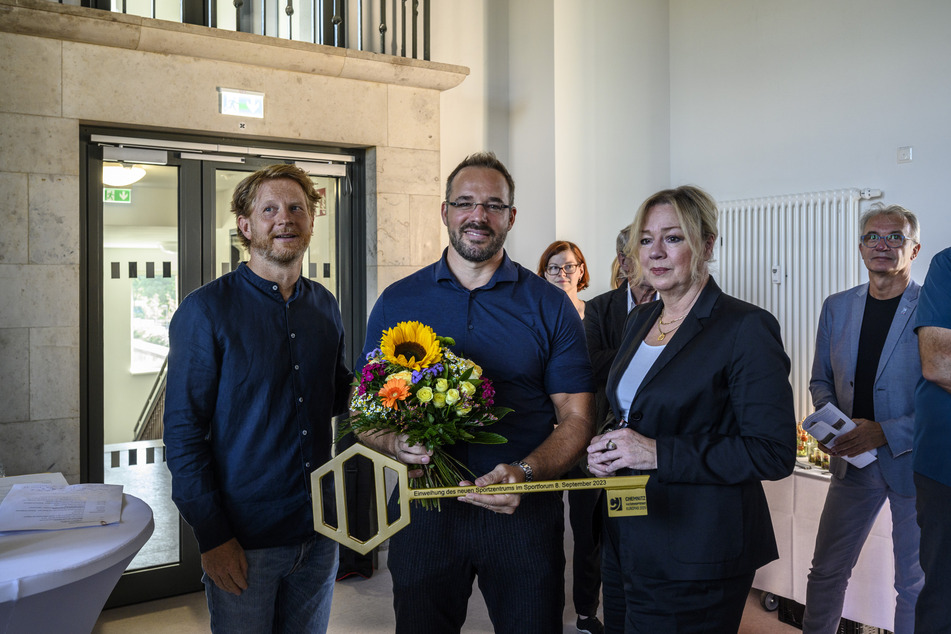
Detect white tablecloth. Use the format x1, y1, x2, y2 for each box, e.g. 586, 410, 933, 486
753, 464, 896, 631
0, 493, 154, 633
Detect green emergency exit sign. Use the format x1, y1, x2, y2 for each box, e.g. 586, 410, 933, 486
104, 188, 132, 203
218, 87, 265, 118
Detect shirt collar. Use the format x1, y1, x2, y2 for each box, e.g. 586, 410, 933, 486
236, 262, 302, 302
434, 247, 518, 290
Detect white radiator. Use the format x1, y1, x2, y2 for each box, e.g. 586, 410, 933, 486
715, 189, 877, 421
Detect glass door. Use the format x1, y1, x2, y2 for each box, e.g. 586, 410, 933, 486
82, 129, 363, 607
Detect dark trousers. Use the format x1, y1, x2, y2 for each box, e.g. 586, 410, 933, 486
601, 514, 753, 633
914, 472, 951, 634
567, 465, 602, 616
387, 492, 565, 634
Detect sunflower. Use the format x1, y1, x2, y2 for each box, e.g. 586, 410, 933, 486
380, 321, 442, 371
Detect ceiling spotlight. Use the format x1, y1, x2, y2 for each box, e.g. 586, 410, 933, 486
102, 164, 147, 187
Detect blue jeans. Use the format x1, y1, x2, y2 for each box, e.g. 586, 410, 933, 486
203, 534, 338, 633
803, 461, 922, 634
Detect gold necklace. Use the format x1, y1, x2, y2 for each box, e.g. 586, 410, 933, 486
656, 283, 705, 342
658, 310, 686, 327
657, 320, 681, 342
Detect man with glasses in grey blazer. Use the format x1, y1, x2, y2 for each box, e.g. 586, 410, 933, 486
802, 204, 925, 634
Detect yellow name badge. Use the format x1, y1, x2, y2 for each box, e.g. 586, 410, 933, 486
312, 444, 649, 554
605, 487, 648, 517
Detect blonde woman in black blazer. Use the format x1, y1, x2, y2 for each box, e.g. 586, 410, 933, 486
587, 186, 796, 633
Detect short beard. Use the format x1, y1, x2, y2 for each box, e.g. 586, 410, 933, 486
249, 232, 309, 265
448, 223, 507, 263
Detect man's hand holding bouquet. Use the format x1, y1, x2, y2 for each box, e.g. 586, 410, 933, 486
341, 321, 511, 509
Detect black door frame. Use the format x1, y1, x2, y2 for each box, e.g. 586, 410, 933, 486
80, 126, 366, 607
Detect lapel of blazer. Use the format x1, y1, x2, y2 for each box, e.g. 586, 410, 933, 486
637, 279, 721, 393
875, 280, 920, 383
605, 278, 722, 416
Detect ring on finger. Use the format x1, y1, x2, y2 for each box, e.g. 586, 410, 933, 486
606, 440, 617, 451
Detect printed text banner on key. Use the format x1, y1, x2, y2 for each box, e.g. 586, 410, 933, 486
311, 445, 649, 555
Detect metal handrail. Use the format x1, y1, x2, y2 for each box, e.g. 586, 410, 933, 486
133, 357, 167, 441
57, 0, 431, 61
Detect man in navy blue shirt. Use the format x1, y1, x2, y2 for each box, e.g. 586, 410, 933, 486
358, 152, 595, 633
164, 164, 352, 633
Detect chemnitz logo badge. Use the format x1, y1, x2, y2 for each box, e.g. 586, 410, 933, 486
608, 495, 622, 512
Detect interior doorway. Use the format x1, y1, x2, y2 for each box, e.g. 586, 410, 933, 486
80, 127, 366, 606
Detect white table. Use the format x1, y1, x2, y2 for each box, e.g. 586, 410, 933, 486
0, 494, 154, 634
753, 464, 896, 631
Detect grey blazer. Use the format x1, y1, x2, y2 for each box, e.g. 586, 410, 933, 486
809, 281, 921, 496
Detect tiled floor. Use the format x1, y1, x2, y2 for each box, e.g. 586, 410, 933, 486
94, 576, 797, 633
93, 529, 798, 633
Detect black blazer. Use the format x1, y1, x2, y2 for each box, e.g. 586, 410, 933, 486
605, 278, 796, 580
584, 282, 638, 429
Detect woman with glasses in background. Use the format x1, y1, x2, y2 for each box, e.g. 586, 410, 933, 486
538, 241, 589, 320
538, 240, 605, 634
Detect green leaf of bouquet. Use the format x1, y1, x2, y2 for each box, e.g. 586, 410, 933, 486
469, 431, 508, 445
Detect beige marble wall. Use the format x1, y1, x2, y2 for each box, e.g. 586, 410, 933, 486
0, 0, 467, 480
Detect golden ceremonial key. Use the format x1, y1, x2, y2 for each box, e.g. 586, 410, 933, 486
311, 444, 649, 555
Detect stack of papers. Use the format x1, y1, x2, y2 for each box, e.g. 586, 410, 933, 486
802, 403, 878, 469
0, 473, 123, 531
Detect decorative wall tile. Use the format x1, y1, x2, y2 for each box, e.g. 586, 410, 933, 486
0, 264, 79, 328
376, 147, 440, 196
376, 193, 410, 266
29, 174, 80, 265
0, 419, 79, 481
0, 113, 79, 176
0, 172, 29, 264
30, 326, 80, 421
0, 328, 30, 423
0, 33, 62, 117
388, 85, 440, 151
409, 194, 442, 267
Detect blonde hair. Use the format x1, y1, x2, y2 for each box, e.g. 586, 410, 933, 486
625, 185, 718, 286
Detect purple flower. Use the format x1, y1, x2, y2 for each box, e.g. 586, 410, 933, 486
411, 370, 424, 383
481, 379, 495, 405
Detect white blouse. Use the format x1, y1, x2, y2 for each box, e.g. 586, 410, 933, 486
614, 341, 665, 422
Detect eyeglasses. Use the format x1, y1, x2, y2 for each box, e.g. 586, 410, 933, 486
446, 201, 512, 215
860, 232, 914, 249
545, 263, 580, 276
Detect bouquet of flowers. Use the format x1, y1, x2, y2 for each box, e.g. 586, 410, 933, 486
342, 321, 511, 509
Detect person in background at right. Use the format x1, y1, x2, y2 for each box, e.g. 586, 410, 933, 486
586, 226, 657, 434
912, 245, 951, 633
803, 204, 924, 634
